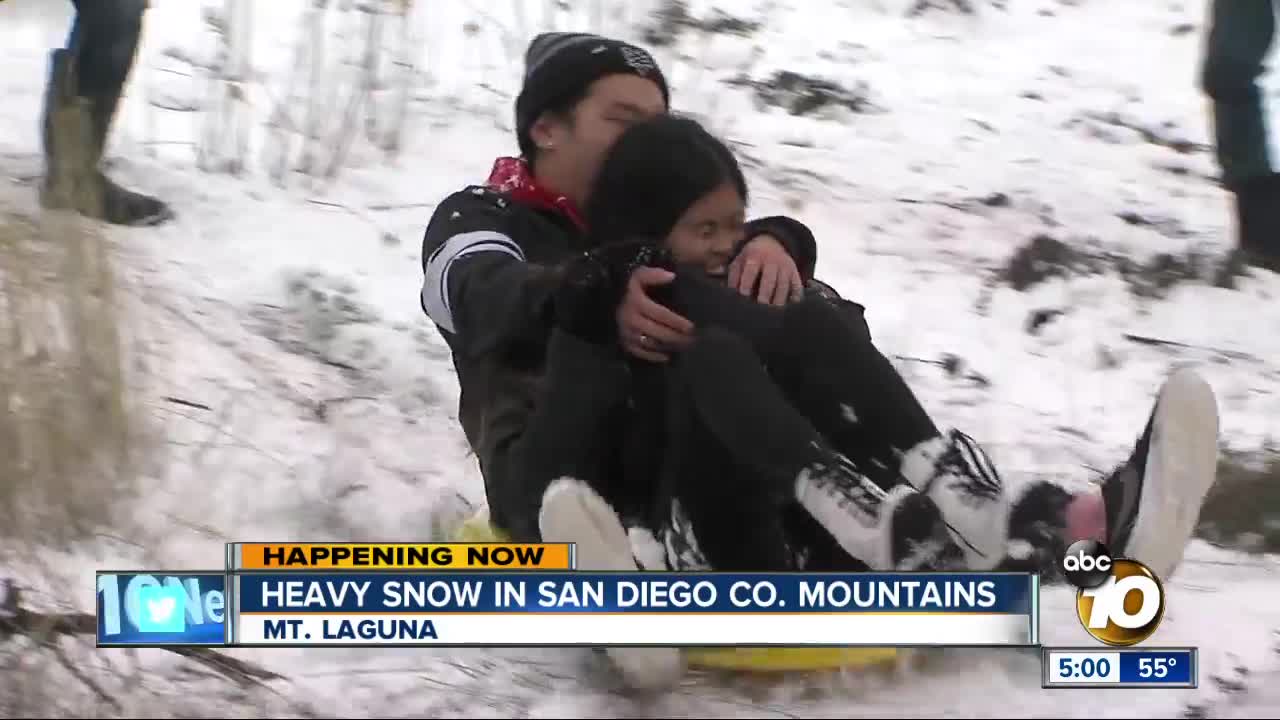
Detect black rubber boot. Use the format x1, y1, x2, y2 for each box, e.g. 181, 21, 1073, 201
40, 48, 172, 227
1235, 173, 1280, 272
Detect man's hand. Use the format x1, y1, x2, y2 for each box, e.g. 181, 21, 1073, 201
728, 234, 804, 306
617, 266, 695, 363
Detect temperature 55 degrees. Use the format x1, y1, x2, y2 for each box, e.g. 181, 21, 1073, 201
1137, 656, 1178, 679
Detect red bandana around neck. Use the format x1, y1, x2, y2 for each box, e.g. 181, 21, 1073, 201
486, 157, 587, 232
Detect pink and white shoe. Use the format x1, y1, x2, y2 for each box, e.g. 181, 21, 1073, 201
1100, 368, 1221, 580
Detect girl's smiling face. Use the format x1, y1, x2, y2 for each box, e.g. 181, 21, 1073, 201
664, 182, 746, 277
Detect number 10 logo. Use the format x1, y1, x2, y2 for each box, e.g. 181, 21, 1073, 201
1063, 540, 1166, 647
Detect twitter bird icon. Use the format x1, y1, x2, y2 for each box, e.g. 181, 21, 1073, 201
137, 585, 187, 633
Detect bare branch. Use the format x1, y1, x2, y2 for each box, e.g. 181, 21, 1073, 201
163, 396, 214, 412
323, 6, 382, 180
50, 641, 123, 714
0, 605, 283, 688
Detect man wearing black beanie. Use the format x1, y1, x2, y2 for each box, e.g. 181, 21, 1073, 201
514, 32, 670, 177
418, 32, 817, 689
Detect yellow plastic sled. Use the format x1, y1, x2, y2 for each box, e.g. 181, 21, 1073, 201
452, 510, 899, 674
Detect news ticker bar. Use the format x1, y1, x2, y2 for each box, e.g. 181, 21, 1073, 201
96, 569, 1039, 648
1042, 647, 1197, 689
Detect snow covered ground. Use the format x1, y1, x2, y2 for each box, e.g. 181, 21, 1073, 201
1, 0, 1279, 716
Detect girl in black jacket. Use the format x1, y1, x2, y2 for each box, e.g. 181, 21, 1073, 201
548, 114, 1221, 590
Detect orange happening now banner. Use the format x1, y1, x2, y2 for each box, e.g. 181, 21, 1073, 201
228, 543, 574, 571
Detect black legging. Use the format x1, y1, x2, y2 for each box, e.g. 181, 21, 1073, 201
480, 329, 633, 543
646, 272, 1073, 573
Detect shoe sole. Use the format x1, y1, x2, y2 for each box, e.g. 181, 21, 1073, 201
538, 478, 685, 691
1125, 368, 1220, 580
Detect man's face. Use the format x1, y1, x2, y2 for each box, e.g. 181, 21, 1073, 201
533, 74, 667, 201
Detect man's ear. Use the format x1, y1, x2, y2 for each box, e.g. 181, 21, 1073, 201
530, 112, 569, 152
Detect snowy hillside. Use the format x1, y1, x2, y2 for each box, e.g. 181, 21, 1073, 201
1, 0, 1279, 717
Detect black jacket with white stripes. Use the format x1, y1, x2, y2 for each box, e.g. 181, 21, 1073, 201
419, 183, 818, 539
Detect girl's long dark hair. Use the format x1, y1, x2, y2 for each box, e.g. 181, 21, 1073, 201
585, 115, 748, 248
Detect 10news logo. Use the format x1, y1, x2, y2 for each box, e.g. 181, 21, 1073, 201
1061, 539, 1165, 647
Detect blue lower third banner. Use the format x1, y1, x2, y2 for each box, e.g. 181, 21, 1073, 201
97, 572, 227, 646
232, 572, 1038, 647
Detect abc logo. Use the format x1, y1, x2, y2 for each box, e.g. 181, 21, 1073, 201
1062, 539, 1164, 647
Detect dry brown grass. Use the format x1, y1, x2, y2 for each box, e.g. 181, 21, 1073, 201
0, 206, 147, 549
1197, 450, 1280, 553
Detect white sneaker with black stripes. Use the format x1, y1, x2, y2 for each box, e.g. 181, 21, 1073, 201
794, 452, 964, 571
537, 478, 685, 691
899, 429, 1010, 571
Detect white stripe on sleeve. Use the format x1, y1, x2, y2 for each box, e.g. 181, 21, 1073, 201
421, 230, 526, 334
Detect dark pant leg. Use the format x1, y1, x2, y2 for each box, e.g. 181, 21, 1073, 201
480, 331, 630, 543
665, 326, 921, 568
671, 327, 845, 500
665, 273, 940, 489
48, 0, 147, 168
67, 0, 147, 100
770, 298, 1078, 577
766, 295, 941, 489
760, 296, 956, 568
665, 273, 1074, 573
1201, 0, 1277, 188
653, 339, 864, 571
658, 381, 797, 571
660, 278, 952, 568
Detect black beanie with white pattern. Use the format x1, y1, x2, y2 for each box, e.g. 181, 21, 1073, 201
515, 33, 671, 158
